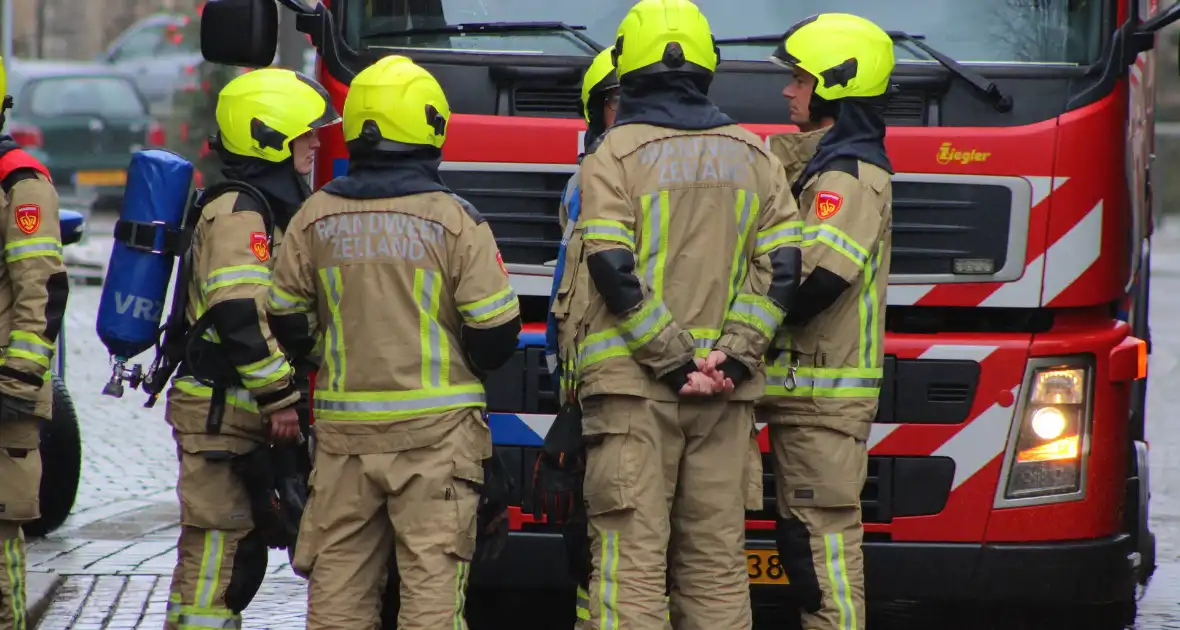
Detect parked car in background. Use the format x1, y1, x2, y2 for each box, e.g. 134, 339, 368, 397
5, 59, 165, 212
96, 13, 203, 118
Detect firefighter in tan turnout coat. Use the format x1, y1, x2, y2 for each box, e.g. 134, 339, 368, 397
759, 13, 896, 630
162, 68, 339, 629
265, 55, 521, 629
554, 0, 805, 627
0, 55, 69, 630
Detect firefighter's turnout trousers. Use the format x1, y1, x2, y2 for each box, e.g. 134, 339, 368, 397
0, 415, 41, 630
164, 386, 271, 630
762, 414, 867, 630
294, 411, 488, 630
578, 395, 760, 630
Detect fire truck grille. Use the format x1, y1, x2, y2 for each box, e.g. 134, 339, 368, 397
883, 92, 927, 126
891, 180, 1015, 278
749, 454, 956, 525
442, 170, 1023, 279
501, 450, 957, 528
441, 168, 565, 265
514, 87, 583, 117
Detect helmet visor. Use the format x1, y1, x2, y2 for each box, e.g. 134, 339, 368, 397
295, 72, 342, 129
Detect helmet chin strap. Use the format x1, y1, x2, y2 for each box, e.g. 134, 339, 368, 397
808, 85, 839, 124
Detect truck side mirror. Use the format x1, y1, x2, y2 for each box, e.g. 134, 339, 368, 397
200, 0, 280, 68
1139, 1, 1180, 35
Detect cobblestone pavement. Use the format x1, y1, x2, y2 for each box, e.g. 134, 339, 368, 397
24, 214, 1180, 628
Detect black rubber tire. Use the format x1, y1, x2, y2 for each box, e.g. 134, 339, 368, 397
24, 375, 83, 538
1140, 529, 1157, 587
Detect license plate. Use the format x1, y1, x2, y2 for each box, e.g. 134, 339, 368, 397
747, 549, 789, 585
74, 170, 126, 186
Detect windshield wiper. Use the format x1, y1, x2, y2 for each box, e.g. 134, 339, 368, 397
361, 21, 604, 52
887, 31, 1011, 112
715, 31, 1013, 113
714, 34, 782, 46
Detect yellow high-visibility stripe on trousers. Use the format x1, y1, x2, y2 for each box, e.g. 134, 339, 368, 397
823, 533, 857, 630
575, 585, 591, 620
175, 530, 243, 629
175, 606, 241, 629
195, 530, 224, 611
598, 531, 621, 630
167, 592, 182, 625
452, 560, 470, 630
3, 537, 26, 630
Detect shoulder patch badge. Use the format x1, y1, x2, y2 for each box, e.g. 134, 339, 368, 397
250, 231, 270, 263
496, 251, 508, 276
15, 204, 40, 234
815, 191, 844, 220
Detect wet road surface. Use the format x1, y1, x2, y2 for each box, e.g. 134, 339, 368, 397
27, 215, 1180, 628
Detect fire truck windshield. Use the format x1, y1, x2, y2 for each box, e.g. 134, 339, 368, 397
343, 0, 1106, 65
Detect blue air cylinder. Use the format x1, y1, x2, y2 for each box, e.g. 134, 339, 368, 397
96, 149, 193, 362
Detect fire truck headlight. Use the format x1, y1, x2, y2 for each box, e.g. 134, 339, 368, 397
1030, 406, 1068, 440
998, 360, 1092, 505
1030, 368, 1085, 405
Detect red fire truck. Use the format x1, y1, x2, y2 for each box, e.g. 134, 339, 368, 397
200, 0, 1174, 622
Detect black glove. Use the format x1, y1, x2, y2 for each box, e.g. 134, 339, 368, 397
475, 452, 514, 563
658, 360, 698, 393
272, 442, 310, 550
716, 356, 752, 388
293, 373, 313, 437
561, 517, 592, 588
230, 448, 289, 550
529, 401, 586, 524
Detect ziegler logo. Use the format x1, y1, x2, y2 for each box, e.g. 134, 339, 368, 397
936, 142, 990, 165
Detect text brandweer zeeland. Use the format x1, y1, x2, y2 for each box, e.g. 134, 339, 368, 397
315, 212, 445, 262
